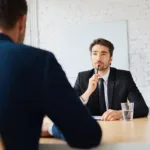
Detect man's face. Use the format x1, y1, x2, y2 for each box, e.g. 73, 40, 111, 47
91, 44, 112, 71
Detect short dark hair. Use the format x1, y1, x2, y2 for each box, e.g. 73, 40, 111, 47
89, 38, 114, 57
0, 0, 27, 29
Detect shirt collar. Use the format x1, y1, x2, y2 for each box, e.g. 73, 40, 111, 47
94, 68, 110, 82
102, 69, 110, 82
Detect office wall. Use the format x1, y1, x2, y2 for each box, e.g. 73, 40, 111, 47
26, 0, 150, 106
38, 21, 129, 85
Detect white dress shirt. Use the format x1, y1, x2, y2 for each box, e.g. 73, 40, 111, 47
80, 69, 110, 111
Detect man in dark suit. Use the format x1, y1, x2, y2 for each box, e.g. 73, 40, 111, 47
0, 0, 101, 150
74, 38, 149, 121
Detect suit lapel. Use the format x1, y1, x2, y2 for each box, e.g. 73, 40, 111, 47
107, 68, 116, 108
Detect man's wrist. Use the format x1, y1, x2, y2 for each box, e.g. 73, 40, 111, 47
85, 89, 93, 97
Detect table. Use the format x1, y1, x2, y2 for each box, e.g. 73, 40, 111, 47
1, 117, 150, 150
40, 117, 150, 144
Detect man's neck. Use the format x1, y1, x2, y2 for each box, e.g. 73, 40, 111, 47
97, 67, 110, 78
0, 28, 17, 42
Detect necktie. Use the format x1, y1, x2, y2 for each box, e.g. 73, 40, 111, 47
99, 78, 106, 115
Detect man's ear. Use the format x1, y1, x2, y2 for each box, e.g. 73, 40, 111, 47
110, 57, 112, 65
19, 15, 27, 35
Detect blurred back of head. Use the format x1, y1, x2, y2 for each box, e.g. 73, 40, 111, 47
0, 0, 27, 30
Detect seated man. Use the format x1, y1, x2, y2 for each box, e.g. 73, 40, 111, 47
74, 38, 149, 121
41, 38, 149, 137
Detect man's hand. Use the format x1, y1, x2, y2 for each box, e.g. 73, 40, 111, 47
80, 74, 100, 102
87, 74, 99, 94
41, 116, 53, 137
101, 109, 122, 121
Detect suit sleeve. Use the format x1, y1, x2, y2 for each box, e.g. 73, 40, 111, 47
127, 72, 149, 118
74, 73, 82, 96
42, 53, 102, 149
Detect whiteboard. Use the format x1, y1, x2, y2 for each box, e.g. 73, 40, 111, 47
44, 21, 129, 86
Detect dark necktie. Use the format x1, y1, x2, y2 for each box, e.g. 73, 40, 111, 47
99, 78, 106, 115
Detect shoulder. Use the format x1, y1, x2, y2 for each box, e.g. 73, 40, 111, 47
77, 69, 94, 77
11, 43, 56, 60
111, 67, 131, 76
110, 67, 132, 81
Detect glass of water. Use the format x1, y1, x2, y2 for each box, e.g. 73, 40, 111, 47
121, 102, 134, 121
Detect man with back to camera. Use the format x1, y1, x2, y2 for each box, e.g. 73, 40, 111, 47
0, 0, 102, 150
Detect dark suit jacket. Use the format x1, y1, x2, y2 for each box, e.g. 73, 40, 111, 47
0, 34, 101, 150
74, 68, 149, 117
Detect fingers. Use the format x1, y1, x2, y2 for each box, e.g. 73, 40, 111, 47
102, 109, 122, 121
90, 74, 99, 82
102, 110, 112, 121
87, 74, 101, 93
89, 75, 99, 85
102, 109, 119, 121
107, 114, 115, 121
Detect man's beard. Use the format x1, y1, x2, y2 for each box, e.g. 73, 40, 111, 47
97, 64, 109, 71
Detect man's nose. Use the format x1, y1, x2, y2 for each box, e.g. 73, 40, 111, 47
96, 54, 102, 61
